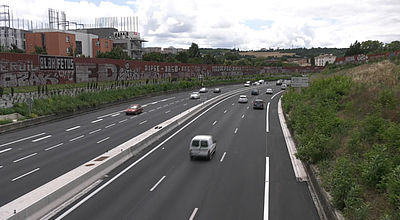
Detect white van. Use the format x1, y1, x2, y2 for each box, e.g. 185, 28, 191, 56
189, 135, 216, 160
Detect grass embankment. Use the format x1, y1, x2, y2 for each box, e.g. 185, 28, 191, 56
282, 58, 400, 219
0, 74, 291, 123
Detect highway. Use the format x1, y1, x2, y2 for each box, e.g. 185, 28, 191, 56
0, 84, 241, 207
51, 83, 319, 220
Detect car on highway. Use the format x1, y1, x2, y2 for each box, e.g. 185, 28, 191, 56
266, 88, 273, 94
276, 79, 283, 85
251, 89, 259, 95
189, 135, 216, 160
125, 104, 143, 115
190, 92, 200, 99
252, 82, 260, 86
259, 79, 265, 84
213, 88, 221, 93
238, 95, 248, 103
253, 99, 265, 109
199, 87, 208, 93
281, 84, 287, 90
244, 83, 250, 87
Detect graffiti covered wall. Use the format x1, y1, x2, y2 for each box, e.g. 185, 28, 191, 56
0, 52, 323, 88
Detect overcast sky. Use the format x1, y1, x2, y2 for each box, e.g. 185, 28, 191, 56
3, 0, 400, 50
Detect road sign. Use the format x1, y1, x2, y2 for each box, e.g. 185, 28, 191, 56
291, 77, 309, 88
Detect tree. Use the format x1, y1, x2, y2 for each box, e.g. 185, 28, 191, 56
385, 41, 400, 52
345, 40, 363, 56
142, 52, 164, 62
96, 46, 131, 60
176, 51, 189, 63
33, 45, 47, 55
361, 40, 384, 54
188, 42, 201, 58
202, 54, 217, 64
310, 56, 315, 66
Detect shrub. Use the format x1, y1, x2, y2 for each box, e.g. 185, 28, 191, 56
344, 184, 370, 219
361, 145, 392, 189
0, 119, 13, 125
331, 156, 356, 210
385, 165, 400, 212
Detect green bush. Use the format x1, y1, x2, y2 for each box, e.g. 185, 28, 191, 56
0, 119, 13, 125
385, 166, 400, 212
331, 156, 356, 210
343, 184, 370, 219
361, 145, 392, 189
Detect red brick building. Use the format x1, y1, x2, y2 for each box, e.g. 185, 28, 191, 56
92, 38, 113, 57
26, 32, 76, 56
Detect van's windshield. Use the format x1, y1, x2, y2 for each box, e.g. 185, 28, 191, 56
200, 141, 208, 147
192, 140, 200, 147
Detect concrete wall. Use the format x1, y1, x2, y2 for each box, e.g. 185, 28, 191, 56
0, 52, 324, 88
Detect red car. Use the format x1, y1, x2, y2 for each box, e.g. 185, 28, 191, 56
125, 104, 143, 115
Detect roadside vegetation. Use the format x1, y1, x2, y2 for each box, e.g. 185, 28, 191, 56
282, 54, 400, 219
0, 74, 290, 123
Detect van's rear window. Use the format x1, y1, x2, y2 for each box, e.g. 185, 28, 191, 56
200, 141, 208, 147
192, 140, 200, 147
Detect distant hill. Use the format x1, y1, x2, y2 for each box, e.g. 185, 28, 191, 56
239, 51, 296, 58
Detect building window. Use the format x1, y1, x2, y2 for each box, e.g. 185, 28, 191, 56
96, 41, 100, 47
105, 41, 108, 48
66, 36, 70, 43
66, 47, 70, 53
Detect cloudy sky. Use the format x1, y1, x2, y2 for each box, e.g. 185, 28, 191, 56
3, 0, 400, 50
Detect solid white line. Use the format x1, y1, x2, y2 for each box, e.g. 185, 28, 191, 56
157, 107, 162, 110
142, 104, 148, 107
149, 176, 166, 192
242, 114, 245, 118
32, 135, 52, 143
189, 208, 199, 220
97, 137, 110, 144
234, 128, 238, 134
165, 110, 170, 114
212, 121, 217, 126
0, 133, 46, 147
45, 143, 64, 151
139, 120, 147, 125
271, 90, 284, 100
119, 119, 128, 123
89, 129, 101, 134
91, 119, 103, 123
220, 152, 227, 162
111, 113, 120, 117
66, 126, 81, 132
69, 135, 85, 142
55, 95, 232, 219
0, 148, 12, 154
13, 153, 38, 163
105, 123, 116, 128
264, 157, 270, 220
97, 111, 123, 119
12, 168, 40, 182
224, 110, 227, 113
266, 102, 270, 133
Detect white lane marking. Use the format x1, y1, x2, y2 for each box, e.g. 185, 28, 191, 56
189, 208, 199, 220
55, 96, 230, 219
232, 103, 234, 106
32, 135, 52, 143
220, 152, 227, 162
111, 113, 120, 117
157, 107, 162, 110
97, 137, 110, 144
0, 148, 12, 154
169, 102, 174, 105
163, 104, 168, 107
160, 97, 176, 102
242, 114, 245, 118
212, 121, 217, 126
247, 106, 249, 109
264, 157, 270, 220
0, 166, 3, 169
0, 133, 46, 147
150, 101, 158, 105
180, 99, 185, 101
266, 102, 270, 133
139, 120, 147, 125
13, 153, 38, 163
91, 119, 103, 124
69, 135, 85, 142
142, 104, 148, 107
12, 168, 40, 182
130, 116, 137, 119
105, 123, 116, 128
89, 129, 102, 134
119, 119, 128, 123
97, 110, 124, 119
183, 103, 188, 106
66, 126, 81, 132
149, 109, 155, 112
143, 112, 147, 114
165, 110, 171, 114
224, 110, 227, 114
271, 90, 284, 100
149, 176, 166, 192
45, 143, 64, 151
175, 100, 179, 103
234, 128, 238, 134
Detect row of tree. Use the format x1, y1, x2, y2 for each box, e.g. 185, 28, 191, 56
345, 40, 400, 56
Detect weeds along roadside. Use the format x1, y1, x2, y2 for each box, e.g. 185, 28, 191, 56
282, 60, 400, 219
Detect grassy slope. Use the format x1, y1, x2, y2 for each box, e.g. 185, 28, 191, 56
283, 59, 400, 219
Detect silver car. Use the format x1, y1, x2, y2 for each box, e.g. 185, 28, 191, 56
238, 95, 248, 103
190, 92, 200, 99
266, 88, 273, 94
190, 135, 216, 160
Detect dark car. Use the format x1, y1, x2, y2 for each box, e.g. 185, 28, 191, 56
125, 104, 143, 115
251, 89, 259, 95
213, 88, 221, 93
253, 99, 265, 109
